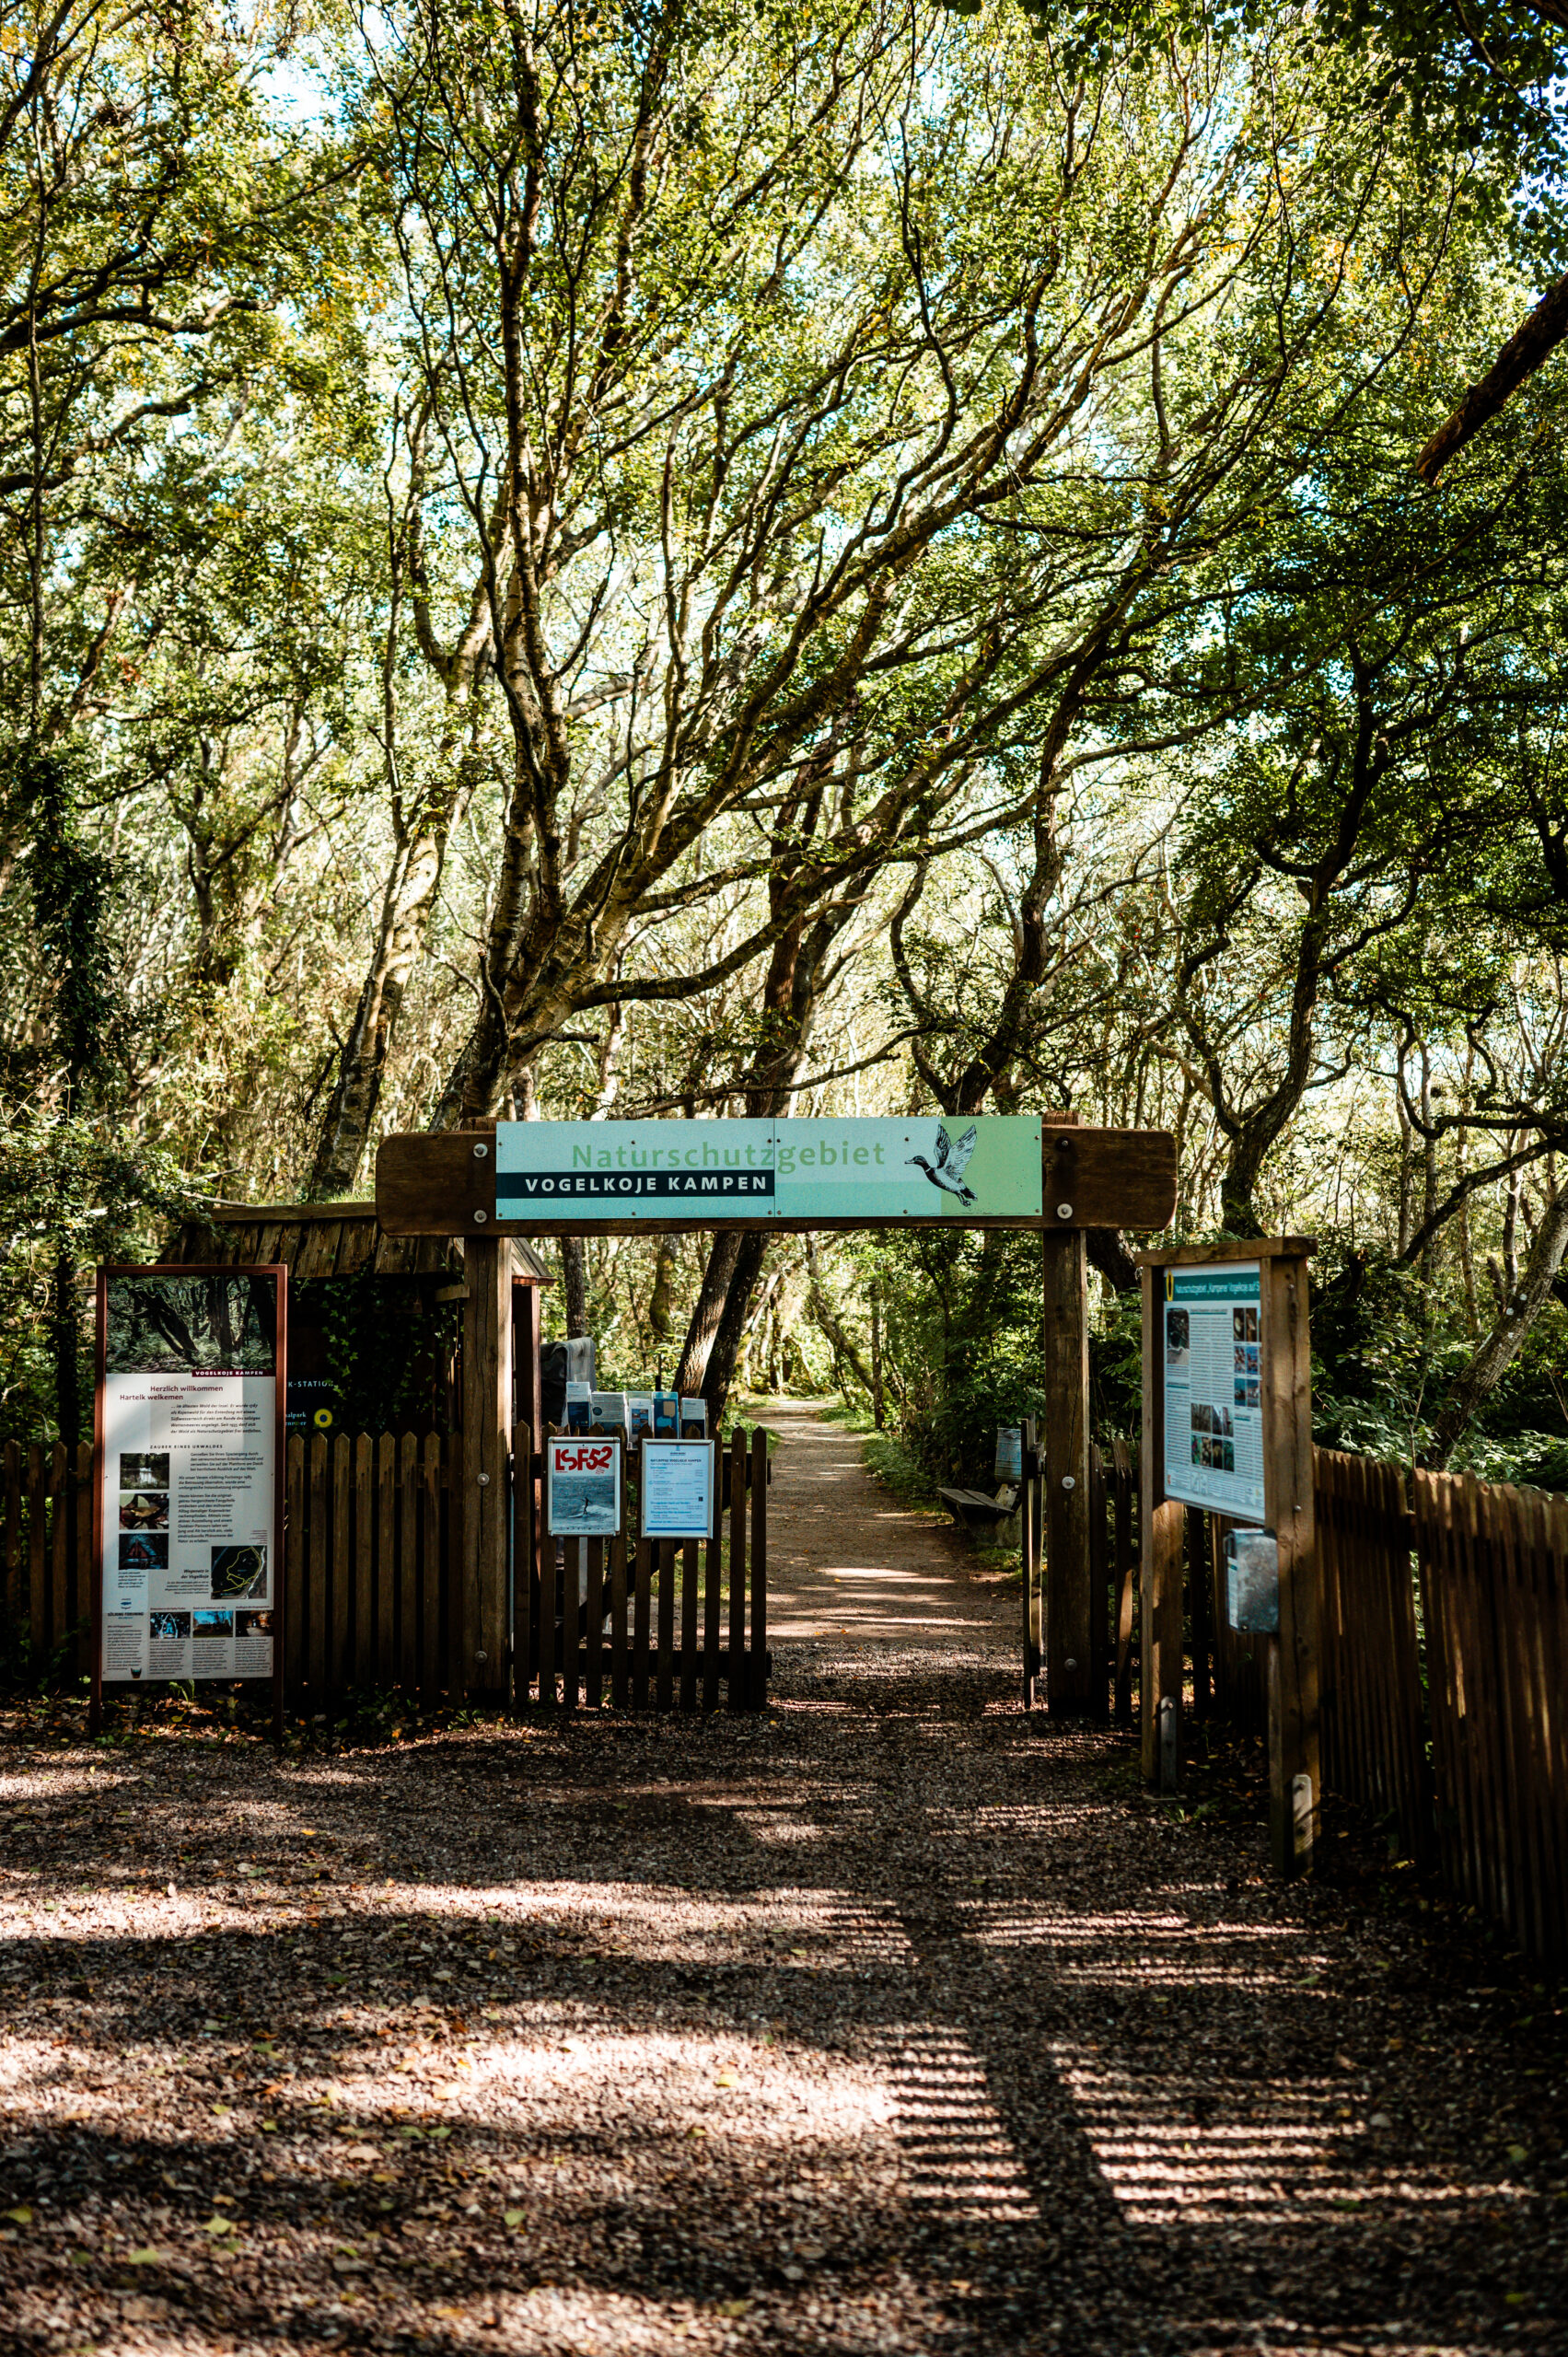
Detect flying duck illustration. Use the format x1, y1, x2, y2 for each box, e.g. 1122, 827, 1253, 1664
907, 1122, 978, 1206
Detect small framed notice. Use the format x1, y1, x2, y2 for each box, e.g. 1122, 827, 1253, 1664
640, 1439, 715, 1540
545, 1435, 622, 1537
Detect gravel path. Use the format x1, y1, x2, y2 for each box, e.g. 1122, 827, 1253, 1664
760, 1400, 1016, 1649
1, 1433, 1562, 2356
3, 1651, 1562, 2357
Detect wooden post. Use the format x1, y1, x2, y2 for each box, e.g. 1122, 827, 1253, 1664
1139, 1263, 1186, 1785
1189, 1506, 1212, 1717
1112, 1435, 1135, 1726
1264, 1248, 1318, 1875
1021, 1414, 1040, 1708
749, 1423, 768, 1710
1041, 1218, 1093, 1716
460, 1232, 515, 1702
1039, 1113, 1098, 1715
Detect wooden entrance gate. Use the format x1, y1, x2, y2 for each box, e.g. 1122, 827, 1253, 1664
377, 1111, 1177, 1718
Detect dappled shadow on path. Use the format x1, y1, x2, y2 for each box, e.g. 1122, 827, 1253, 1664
0, 1645, 1557, 2355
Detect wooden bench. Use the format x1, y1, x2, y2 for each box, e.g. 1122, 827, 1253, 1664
937, 1481, 1020, 1537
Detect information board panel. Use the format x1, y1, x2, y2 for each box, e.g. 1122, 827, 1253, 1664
640, 1439, 715, 1540
96, 1266, 285, 1686
495, 1115, 1044, 1225
1160, 1260, 1266, 1523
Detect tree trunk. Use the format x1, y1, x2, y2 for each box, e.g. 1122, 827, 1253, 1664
1427, 1185, 1568, 1465
648, 1239, 677, 1346
1396, 1043, 1414, 1258
703, 1231, 771, 1426
561, 1237, 587, 1338
870, 1283, 884, 1429
1419, 1045, 1438, 1310
674, 1232, 743, 1396
307, 772, 474, 1197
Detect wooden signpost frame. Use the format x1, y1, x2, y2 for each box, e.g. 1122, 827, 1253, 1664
1137, 1237, 1318, 1875
379, 1116, 1179, 1718
90, 1262, 288, 1750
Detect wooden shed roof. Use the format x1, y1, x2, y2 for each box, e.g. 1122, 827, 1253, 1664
170, 1202, 555, 1286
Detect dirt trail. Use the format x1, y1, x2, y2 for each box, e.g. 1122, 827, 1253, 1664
757, 1398, 1018, 1650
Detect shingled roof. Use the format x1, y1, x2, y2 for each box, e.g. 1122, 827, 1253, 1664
169, 1203, 555, 1285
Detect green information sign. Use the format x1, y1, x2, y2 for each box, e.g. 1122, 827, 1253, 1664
495, 1116, 1044, 1225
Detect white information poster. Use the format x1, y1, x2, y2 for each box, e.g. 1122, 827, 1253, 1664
545, 1436, 623, 1537
640, 1440, 715, 1540
99, 1270, 282, 1684
1161, 1261, 1266, 1523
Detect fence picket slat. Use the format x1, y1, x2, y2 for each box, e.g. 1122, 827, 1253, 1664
656, 1538, 675, 1711
27, 1445, 45, 1656
420, 1435, 443, 1702
680, 1535, 699, 1712
398, 1434, 419, 1695
308, 1434, 329, 1707
285, 1436, 305, 1707
513, 1423, 533, 1708
610, 1532, 629, 1709
50, 1444, 68, 1665
563, 1538, 582, 1712
3, 1439, 18, 1623
703, 1524, 722, 1715
1112, 1438, 1134, 1726
354, 1435, 375, 1687
331, 1435, 352, 1712
377, 1437, 397, 1689
633, 1536, 652, 1711
749, 1427, 767, 1711
726, 1430, 747, 1713
1504, 1486, 1551, 1961
538, 1503, 557, 1712
74, 1443, 92, 1679
585, 1536, 604, 1708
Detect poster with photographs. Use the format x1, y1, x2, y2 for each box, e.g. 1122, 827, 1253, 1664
98, 1269, 284, 1684
1160, 1261, 1266, 1522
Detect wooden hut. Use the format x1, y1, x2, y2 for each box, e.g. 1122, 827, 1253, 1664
170, 1202, 556, 1444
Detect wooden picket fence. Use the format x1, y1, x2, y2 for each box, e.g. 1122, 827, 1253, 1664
1303, 1452, 1567, 1960
1, 1439, 94, 1677
1317, 1449, 1431, 1858
1111, 1441, 1568, 1959
1, 1426, 769, 1718
1417, 1468, 1568, 1961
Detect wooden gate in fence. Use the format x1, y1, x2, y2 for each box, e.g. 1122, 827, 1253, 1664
2, 1425, 770, 1719
526, 1428, 767, 1713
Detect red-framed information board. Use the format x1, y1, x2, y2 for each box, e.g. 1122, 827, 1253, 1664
91, 1264, 286, 1743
